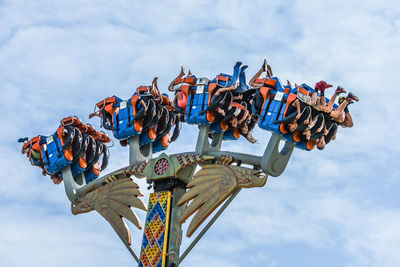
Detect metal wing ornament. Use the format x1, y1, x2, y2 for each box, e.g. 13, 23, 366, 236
178, 164, 267, 237
71, 177, 147, 246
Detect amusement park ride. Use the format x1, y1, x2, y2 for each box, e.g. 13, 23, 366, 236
19, 60, 358, 266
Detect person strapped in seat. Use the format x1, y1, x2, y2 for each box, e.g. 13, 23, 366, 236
315, 115, 339, 150
282, 86, 312, 134
169, 66, 197, 116
207, 61, 249, 117
311, 80, 359, 127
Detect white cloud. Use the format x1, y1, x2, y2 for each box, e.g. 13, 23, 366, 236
1, 0, 400, 266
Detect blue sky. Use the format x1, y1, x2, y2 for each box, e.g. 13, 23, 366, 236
1, 0, 400, 266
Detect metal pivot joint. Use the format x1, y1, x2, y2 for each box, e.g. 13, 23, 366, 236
195, 125, 295, 177
261, 133, 295, 177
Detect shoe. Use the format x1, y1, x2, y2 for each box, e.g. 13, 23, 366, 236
267, 65, 273, 77
240, 65, 248, 71
262, 59, 267, 72
335, 86, 346, 95
120, 139, 128, 147
234, 61, 242, 69
347, 92, 359, 102
339, 96, 354, 105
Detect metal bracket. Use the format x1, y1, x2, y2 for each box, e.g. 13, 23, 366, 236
195, 124, 295, 177
62, 166, 86, 204
195, 124, 224, 155
261, 133, 295, 177
129, 136, 152, 165
62, 135, 155, 204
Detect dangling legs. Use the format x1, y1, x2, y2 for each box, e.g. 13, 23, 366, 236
249, 59, 268, 87
341, 110, 354, 128
237, 65, 249, 92
168, 66, 185, 92
338, 94, 357, 127
330, 92, 358, 121
229, 61, 242, 86
325, 86, 346, 113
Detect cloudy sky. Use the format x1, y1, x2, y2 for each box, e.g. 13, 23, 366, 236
1, 0, 400, 266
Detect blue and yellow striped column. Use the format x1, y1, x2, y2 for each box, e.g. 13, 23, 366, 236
139, 191, 171, 267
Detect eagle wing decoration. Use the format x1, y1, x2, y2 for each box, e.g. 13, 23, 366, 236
71, 177, 147, 246
178, 164, 267, 237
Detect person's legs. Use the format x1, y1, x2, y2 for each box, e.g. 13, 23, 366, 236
234, 65, 248, 93
249, 68, 263, 87
152, 77, 160, 98
337, 92, 359, 114
229, 61, 242, 86
335, 98, 348, 114
341, 108, 354, 127
237, 66, 248, 92
325, 86, 346, 112
297, 106, 311, 127
310, 114, 325, 139
168, 67, 185, 92
249, 59, 266, 87
325, 123, 338, 144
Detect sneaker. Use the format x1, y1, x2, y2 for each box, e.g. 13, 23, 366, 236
240, 65, 248, 71
347, 92, 359, 102
262, 59, 267, 72
234, 61, 242, 69
338, 97, 354, 105
335, 86, 346, 95
267, 64, 273, 77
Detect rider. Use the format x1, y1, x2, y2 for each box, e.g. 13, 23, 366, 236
248, 59, 273, 88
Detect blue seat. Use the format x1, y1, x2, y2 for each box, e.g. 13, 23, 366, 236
152, 137, 169, 153
43, 131, 73, 175
70, 159, 86, 177
222, 128, 240, 140
139, 129, 156, 146
210, 121, 228, 133
185, 85, 213, 125
113, 99, 142, 140
258, 80, 283, 131
84, 165, 99, 184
